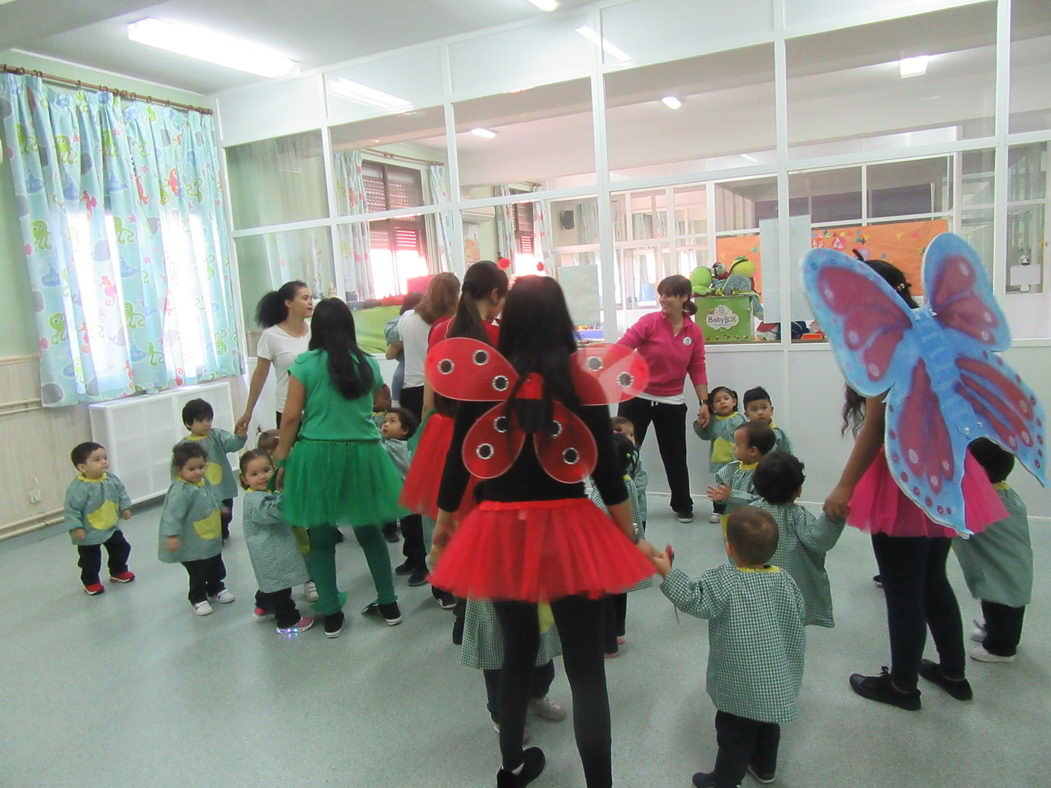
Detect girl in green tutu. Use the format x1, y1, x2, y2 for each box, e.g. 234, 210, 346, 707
273, 298, 405, 638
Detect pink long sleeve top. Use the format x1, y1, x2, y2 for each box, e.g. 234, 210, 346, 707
617, 311, 707, 398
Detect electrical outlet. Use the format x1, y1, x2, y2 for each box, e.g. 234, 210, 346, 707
29, 477, 42, 504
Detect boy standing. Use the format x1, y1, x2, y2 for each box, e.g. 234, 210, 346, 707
707, 422, 775, 530
742, 386, 793, 455
180, 398, 247, 540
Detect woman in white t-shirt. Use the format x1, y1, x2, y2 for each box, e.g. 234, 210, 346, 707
395, 272, 459, 421
237, 280, 314, 432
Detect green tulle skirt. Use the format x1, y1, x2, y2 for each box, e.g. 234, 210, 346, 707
283, 438, 406, 528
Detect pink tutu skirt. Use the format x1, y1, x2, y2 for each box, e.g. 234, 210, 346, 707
848, 449, 1006, 538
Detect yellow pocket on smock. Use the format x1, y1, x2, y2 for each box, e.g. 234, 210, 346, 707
204, 462, 223, 487
86, 500, 119, 530
193, 510, 221, 540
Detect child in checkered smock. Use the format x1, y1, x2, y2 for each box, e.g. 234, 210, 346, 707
751, 452, 846, 628
708, 421, 776, 532
652, 506, 805, 788
692, 386, 746, 523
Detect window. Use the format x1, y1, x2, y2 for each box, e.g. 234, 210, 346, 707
367, 216, 430, 297
362, 161, 427, 211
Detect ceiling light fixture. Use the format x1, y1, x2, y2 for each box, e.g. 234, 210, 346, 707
739, 153, 759, 163
575, 25, 631, 63
127, 18, 298, 78
899, 55, 929, 78
471, 128, 497, 139
661, 96, 683, 110
528, 0, 561, 11
327, 78, 414, 111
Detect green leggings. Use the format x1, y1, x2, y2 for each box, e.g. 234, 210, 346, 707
307, 524, 396, 615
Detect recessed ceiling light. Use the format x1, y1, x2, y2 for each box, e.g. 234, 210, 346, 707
661, 96, 683, 110
528, 0, 560, 11
899, 55, 929, 78
471, 128, 497, 139
328, 78, 413, 112
575, 25, 631, 63
127, 18, 298, 78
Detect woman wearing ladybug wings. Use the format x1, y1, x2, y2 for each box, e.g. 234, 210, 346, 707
427, 276, 657, 788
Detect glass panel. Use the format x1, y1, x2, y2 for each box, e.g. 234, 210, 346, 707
324, 48, 443, 124
1010, 0, 1051, 134
612, 189, 669, 243
1008, 143, 1047, 202
784, 0, 983, 34
338, 213, 447, 303
236, 228, 334, 335
867, 157, 952, 218
226, 131, 327, 229
960, 149, 995, 208
716, 176, 777, 232
960, 209, 994, 275
673, 184, 708, 237
606, 45, 776, 182
330, 106, 447, 216
787, 2, 996, 159
614, 244, 672, 334
454, 79, 595, 198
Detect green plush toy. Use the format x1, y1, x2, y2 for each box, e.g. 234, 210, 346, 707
690, 265, 713, 295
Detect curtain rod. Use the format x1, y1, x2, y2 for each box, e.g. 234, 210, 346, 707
360, 147, 443, 167
1, 64, 214, 115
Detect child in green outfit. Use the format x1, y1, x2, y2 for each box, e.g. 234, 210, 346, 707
652, 506, 806, 788
64, 442, 134, 595
742, 387, 793, 455
180, 398, 247, 541
693, 387, 747, 523
707, 422, 776, 533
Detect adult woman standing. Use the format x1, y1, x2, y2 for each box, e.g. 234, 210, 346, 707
430, 276, 655, 788
396, 272, 459, 421
617, 274, 710, 522
273, 298, 405, 638
236, 281, 313, 432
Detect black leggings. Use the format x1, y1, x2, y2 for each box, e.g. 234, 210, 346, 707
871, 534, 965, 691
494, 596, 610, 787
617, 397, 692, 513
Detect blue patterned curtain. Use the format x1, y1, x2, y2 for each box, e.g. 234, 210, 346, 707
0, 73, 240, 407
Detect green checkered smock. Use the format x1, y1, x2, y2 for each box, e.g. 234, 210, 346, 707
716, 461, 758, 511
661, 564, 805, 723
953, 484, 1033, 608
587, 476, 651, 591
769, 422, 793, 456
693, 412, 747, 473
751, 500, 846, 628
459, 600, 562, 670
242, 491, 309, 593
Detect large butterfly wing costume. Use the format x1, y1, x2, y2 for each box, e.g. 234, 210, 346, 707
802, 232, 1046, 534
425, 338, 650, 483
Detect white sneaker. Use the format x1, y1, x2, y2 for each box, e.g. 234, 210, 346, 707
304, 580, 319, 603
708, 513, 721, 524
209, 589, 236, 604
969, 618, 986, 643
192, 600, 214, 616
527, 696, 567, 721
970, 645, 1016, 663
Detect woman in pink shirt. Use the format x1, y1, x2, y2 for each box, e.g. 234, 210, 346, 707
617, 274, 710, 522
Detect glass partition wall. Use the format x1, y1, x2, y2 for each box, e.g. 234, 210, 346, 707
223, 0, 1051, 345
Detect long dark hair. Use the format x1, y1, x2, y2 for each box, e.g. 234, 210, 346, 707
498, 276, 579, 433
308, 298, 373, 400
658, 274, 697, 316
841, 255, 918, 434
256, 280, 307, 328
449, 261, 509, 342
414, 272, 460, 324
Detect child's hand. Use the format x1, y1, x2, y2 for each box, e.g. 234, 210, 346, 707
234, 420, 249, 438
121, 509, 132, 520
165, 536, 181, 551
650, 550, 672, 577
635, 538, 658, 560
823, 484, 852, 519
707, 484, 731, 502
221, 506, 231, 517
71, 528, 86, 541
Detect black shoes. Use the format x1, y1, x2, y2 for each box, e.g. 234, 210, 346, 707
496, 747, 545, 787
849, 668, 921, 711
324, 610, 344, 639
394, 561, 413, 576
361, 600, 403, 626
747, 763, 776, 784
407, 571, 429, 587
919, 659, 973, 700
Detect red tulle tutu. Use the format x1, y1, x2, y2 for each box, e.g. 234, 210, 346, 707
428, 498, 655, 602
399, 413, 478, 519
848, 449, 1007, 538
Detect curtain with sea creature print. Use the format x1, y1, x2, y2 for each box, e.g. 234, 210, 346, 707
0, 73, 240, 407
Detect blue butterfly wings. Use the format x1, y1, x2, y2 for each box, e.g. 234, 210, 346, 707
803, 232, 1047, 535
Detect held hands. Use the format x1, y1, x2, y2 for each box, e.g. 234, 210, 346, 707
274, 467, 286, 491
234, 414, 250, 435
706, 484, 731, 502
221, 506, 231, 517
650, 550, 672, 578
165, 536, 181, 552
696, 402, 711, 428
121, 509, 132, 520
823, 484, 852, 520
71, 528, 86, 541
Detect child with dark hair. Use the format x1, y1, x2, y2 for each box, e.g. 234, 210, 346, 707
707, 422, 776, 530
954, 438, 1033, 663
379, 408, 427, 582
180, 398, 247, 540
652, 506, 806, 788
159, 442, 233, 615
742, 387, 793, 455
750, 452, 846, 627
64, 442, 134, 595
694, 386, 747, 523
612, 416, 649, 539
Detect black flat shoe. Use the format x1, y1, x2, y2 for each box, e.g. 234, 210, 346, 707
849, 668, 921, 711
496, 747, 545, 787
919, 659, 973, 700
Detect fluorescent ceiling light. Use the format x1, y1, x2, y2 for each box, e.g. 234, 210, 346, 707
739, 153, 759, 163
528, 0, 560, 11
899, 55, 928, 78
575, 25, 631, 63
328, 78, 413, 112
127, 18, 297, 78
661, 96, 682, 110
471, 128, 497, 139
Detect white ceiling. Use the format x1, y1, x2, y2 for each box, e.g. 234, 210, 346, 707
2, 0, 596, 94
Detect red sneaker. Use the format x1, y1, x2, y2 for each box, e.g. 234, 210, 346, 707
109, 571, 136, 583
84, 583, 105, 595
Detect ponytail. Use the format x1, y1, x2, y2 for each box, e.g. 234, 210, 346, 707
255, 280, 307, 328
448, 261, 509, 342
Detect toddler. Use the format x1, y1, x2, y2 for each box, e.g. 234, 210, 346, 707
955, 438, 1033, 663
742, 387, 793, 455
653, 506, 805, 788
64, 442, 134, 595
707, 422, 775, 531
380, 407, 430, 586
180, 398, 247, 540
693, 386, 747, 523
751, 452, 846, 627
159, 442, 234, 616
612, 416, 649, 530
239, 450, 314, 634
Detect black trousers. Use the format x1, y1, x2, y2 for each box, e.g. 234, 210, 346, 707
483, 660, 556, 722
400, 513, 426, 571
77, 529, 131, 586
871, 534, 965, 690
603, 593, 627, 654
220, 498, 233, 540
400, 385, 424, 423
181, 554, 227, 604
494, 596, 610, 787
712, 710, 780, 786
255, 588, 300, 628
617, 397, 692, 514
981, 600, 1026, 656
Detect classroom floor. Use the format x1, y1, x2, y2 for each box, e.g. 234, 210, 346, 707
2, 496, 1047, 787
